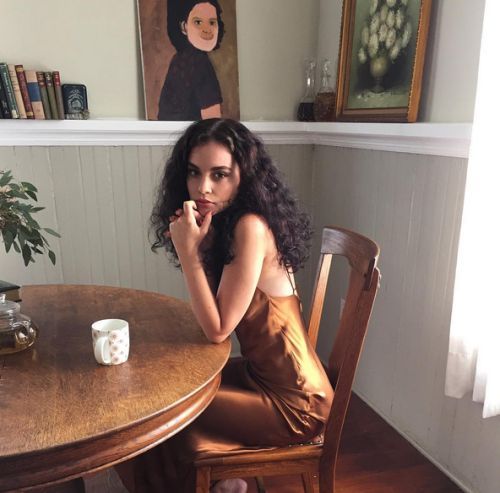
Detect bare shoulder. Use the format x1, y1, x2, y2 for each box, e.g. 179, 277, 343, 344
234, 213, 270, 239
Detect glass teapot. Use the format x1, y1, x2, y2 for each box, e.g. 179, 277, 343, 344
0, 293, 38, 355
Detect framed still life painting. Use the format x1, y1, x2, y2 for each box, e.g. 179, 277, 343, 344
137, 0, 240, 121
335, 0, 432, 122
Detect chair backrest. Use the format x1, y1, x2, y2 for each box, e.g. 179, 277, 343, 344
307, 226, 380, 493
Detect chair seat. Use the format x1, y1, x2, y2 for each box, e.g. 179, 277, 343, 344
194, 438, 323, 468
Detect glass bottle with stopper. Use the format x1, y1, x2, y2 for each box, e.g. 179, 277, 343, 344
297, 59, 316, 122
314, 59, 336, 122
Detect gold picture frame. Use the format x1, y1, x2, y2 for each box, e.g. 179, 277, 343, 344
335, 0, 432, 122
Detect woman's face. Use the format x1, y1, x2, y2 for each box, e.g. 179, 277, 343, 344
186, 141, 241, 217
182, 2, 219, 52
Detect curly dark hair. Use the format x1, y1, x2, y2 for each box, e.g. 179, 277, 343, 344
151, 118, 312, 282
167, 0, 225, 52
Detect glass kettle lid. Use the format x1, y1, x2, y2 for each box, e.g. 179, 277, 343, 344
0, 293, 21, 318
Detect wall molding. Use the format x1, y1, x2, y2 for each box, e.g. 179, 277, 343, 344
0, 120, 471, 158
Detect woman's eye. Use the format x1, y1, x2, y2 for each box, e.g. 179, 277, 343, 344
187, 169, 198, 177
214, 172, 228, 180
194, 19, 202, 26
210, 20, 217, 26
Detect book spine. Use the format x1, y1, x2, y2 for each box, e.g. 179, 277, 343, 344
25, 70, 45, 119
15, 65, 34, 119
44, 72, 60, 120
8, 64, 26, 118
36, 71, 52, 119
52, 71, 65, 119
0, 63, 19, 118
0, 77, 11, 118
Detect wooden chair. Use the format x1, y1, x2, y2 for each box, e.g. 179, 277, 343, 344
194, 226, 381, 493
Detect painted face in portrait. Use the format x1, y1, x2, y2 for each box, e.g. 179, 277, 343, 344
181, 2, 219, 52
186, 141, 241, 216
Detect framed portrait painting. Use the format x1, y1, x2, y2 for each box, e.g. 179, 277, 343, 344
335, 0, 432, 122
137, 0, 240, 121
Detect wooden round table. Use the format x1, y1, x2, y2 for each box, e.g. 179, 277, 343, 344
0, 285, 230, 492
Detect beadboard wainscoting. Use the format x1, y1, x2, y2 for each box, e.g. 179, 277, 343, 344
310, 146, 500, 493
2, 129, 499, 493
0, 144, 313, 292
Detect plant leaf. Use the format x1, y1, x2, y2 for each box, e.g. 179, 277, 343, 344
44, 228, 61, 238
25, 190, 37, 201
48, 250, 56, 265
22, 244, 32, 266
0, 170, 12, 186
21, 181, 38, 192
2, 229, 14, 253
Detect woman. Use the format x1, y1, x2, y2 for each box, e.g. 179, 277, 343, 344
120, 119, 333, 492
158, 0, 224, 120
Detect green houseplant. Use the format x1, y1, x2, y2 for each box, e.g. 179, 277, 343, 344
0, 170, 60, 266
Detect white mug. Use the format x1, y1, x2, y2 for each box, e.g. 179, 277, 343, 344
92, 319, 129, 365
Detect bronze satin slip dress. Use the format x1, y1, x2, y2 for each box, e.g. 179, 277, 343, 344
123, 285, 334, 492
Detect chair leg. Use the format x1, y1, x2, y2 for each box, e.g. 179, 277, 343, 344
255, 476, 266, 493
301, 472, 315, 493
196, 466, 211, 493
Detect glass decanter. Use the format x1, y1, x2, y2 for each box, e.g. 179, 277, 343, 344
297, 59, 316, 122
314, 59, 336, 122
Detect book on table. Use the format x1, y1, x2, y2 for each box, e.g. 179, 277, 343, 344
0, 280, 21, 303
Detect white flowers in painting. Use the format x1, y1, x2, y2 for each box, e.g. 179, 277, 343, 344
378, 23, 388, 42
386, 9, 395, 28
380, 4, 389, 22
357, 0, 413, 64
361, 25, 370, 46
395, 8, 405, 29
401, 21, 412, 47
385, 27, 396, 49
368, 32, 380, 57
389, 39, 402, 60
370, 13, 381, 34
358, 47, 368, 64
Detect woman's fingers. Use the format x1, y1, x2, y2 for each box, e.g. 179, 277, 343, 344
199, 211, 213, 236
183, 200, 198, 222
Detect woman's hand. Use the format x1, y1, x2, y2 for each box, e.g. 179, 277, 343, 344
168, 201, 212, 258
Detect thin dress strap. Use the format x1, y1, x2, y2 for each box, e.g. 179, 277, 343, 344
286, 269, 303, 312
285, 269, 297, 296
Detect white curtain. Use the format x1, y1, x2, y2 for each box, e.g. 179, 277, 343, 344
445, 0, 500, 418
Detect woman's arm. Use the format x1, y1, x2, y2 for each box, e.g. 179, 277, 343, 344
170, 202, 268, 343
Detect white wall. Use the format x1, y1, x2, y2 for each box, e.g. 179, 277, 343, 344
0, 0, 319, 120
316, 0, 485, 122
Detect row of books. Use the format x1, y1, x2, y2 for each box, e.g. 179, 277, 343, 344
0, 63, 89, 120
